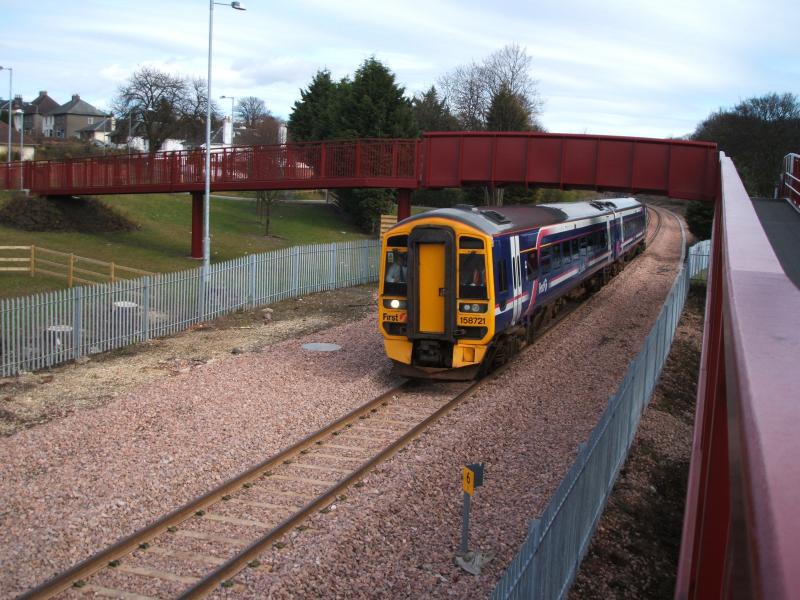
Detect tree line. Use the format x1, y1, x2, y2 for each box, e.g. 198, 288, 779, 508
59, 46, 800, 237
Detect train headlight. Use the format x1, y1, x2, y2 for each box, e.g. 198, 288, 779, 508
460, 303, 487, 313
383, 299, 407, 310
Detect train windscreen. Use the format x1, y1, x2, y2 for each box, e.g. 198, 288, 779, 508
459, 253, 487, 299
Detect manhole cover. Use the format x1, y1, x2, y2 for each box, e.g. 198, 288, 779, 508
302, 343, 342, 352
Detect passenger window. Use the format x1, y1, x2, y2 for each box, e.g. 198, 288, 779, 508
553, 244, 561, 268
525, 251, 538, 280
540, 247, 552, 275
562, 241, 571, 264
497, 260, 509, 294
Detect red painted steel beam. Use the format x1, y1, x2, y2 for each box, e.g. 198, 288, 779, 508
421, 132, 718, 201
397, 189, 411, 220
0, 133, 719, 203
676, 153, 800, 599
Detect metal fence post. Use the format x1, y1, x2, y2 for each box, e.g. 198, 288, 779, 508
142, 276, 151, 341
72, 286, 83, 359
292, 246, 301, 297
330, 243, 338, 289
249, 253, 257, 306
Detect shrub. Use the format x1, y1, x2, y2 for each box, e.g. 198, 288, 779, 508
0, 194, 137, 233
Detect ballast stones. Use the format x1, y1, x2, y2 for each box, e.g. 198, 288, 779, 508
302, 342, 342, 352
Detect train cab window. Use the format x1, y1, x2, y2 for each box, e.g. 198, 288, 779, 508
383, 249, 408, 296
459, 253, 488, 299
460, 236, 484, 249
386, 235, 408, 248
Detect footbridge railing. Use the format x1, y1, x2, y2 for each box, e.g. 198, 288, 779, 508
780, 152, 800, 210
0, 139, 420, 196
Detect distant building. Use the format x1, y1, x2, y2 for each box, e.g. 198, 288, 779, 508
78, 117, 115, 145
24, 91, 60, 137
48, 94, 107, 139
0, 122, 36, 160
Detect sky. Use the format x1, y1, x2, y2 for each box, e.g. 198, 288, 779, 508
1, 0, 798, 139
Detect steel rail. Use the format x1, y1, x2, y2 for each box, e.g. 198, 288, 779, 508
645, 204, 663, 245
17, 382, 410, 600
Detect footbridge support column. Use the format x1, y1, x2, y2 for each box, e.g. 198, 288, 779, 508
191, 191, 203, 259
397, 189, 412, 221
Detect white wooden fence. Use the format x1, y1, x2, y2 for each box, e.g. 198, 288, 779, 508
0, 239, 380, 377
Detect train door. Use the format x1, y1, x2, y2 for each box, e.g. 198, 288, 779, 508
407, 227, 456, 339
418, 243, 446, 333
510, 235, 523, 324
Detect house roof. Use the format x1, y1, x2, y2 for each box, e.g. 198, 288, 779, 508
49, 94, 106, 117
26, 91, 60, 115
0, 122, 36, 146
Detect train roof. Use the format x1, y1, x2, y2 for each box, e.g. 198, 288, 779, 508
397, 197, 641, 236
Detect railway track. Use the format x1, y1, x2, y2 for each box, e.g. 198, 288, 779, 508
20, 208, 671, 600
21, 382, 486, 599
646, 204, 663, 245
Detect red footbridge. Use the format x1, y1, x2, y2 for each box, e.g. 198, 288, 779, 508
2, 132, 798, 599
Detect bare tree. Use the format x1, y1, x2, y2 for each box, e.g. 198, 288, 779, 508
237, 115, 283, 146
256, 190, 281, 236
439, 43, 542, 130
236, 96, 269, 128
112, 67, 220, 152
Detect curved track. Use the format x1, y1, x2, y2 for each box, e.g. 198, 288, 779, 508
646, 204, 663, 245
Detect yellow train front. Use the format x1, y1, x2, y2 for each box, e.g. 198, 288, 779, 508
379, 208, 497, 380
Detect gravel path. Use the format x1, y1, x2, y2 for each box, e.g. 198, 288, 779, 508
0, 205, 684, 599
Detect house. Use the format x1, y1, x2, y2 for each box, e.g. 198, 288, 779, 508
23, 91, 60, 137
47, 94, 107, 139
78, 117, 115, 145
0, 122, 36, 160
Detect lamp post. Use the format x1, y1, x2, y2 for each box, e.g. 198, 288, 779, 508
204, 1, 246, 279
0, 66, 11, 165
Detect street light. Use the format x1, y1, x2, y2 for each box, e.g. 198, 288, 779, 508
0, 66, 11, 164
204, 1, 246, 278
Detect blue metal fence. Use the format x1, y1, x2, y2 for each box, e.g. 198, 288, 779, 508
491, 240, 710, 600
0, 239, 380, 377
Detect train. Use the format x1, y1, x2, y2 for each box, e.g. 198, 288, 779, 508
378, 198, 647, 379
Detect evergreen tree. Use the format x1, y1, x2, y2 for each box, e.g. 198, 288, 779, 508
412, 86, 459, 132
339, 57, 416, 138
486, 83, 532, 131
288, 70, 341, 141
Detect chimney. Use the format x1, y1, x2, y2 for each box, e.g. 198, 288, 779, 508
71, 94, 80, 102
38, 91, 48, 97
